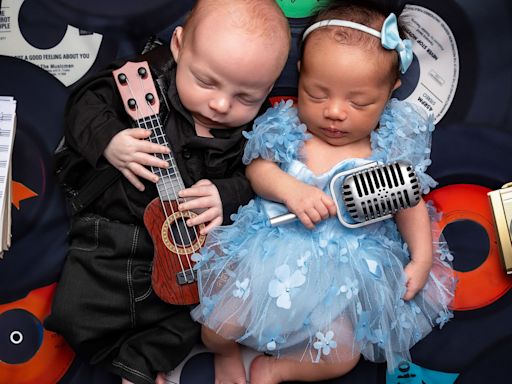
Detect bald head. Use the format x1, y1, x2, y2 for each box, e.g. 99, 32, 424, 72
183, 0, 291, 55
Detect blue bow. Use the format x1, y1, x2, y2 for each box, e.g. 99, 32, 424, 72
381, 14, 413, 74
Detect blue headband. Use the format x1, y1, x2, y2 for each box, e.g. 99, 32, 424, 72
302, 13, 413, 74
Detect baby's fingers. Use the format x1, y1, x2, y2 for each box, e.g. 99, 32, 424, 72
201, 217, 223, 234
403, 279, 420, 301
313, 203, 331, 221
138, 140, 171, 155
127, 162, 159, 183
296, 212, 315, 230
134, 152, 169, 169
121, 169, 145, 191
179, 185, 215, 199
322, 195, 338, 216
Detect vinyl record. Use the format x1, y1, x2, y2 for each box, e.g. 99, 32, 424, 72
0, 56, 69, 302
0, 284, 75, 384
410, 185, 512, 372
2, 0, 103, 86
393, 1, 477, 126
38, 0, 196, 38
277, 0, 330, 18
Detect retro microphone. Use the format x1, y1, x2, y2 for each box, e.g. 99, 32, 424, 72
269, 161, 421, 228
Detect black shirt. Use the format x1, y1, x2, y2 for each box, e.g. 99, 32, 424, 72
65, 46, 256, 225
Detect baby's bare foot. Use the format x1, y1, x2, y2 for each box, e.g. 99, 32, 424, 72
249, 355, 280, 384
214, 351, 246, 384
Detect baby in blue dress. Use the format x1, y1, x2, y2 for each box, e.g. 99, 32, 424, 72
191, 2, 456, 383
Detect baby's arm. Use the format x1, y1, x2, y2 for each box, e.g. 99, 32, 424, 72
395, 199, 433, 301
65, 71, 170, 191
246, 158, 336, 229
103, 128, 170, 191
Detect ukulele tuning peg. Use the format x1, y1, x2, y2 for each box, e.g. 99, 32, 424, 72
117, 73, 127, 84
138, 67, 148, 78
128, 98, 137, 109
145, 93, 155, 104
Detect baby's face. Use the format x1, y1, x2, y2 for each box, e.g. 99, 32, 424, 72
298, 35, 400, 147
172, 21, 284, 132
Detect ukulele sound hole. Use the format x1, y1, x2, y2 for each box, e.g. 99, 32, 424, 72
168, 219, 198, 246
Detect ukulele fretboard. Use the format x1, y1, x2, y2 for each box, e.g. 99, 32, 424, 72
139, 115, 184, 202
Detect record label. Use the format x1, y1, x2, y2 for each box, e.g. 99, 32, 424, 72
1, 0, 102, 86
277, 0, 330, 18
400, 5, 459, 124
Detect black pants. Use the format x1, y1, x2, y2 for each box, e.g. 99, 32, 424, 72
45, 214, 200, 384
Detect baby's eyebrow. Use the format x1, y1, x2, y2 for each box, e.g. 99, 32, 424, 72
192, 70, 215, 82
347, 89, 373, 97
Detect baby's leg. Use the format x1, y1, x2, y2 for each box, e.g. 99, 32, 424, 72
250, 315, 359, 384
202, 325, 246, 384
249, 353, 360, 384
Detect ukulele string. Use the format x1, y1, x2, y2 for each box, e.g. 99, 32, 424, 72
136, 78, 197, 283
126, 75, 190, 281
145, 100, 199, 280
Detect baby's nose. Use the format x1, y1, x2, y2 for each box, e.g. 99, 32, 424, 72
209, 95, 231, 114
324, 101, 347, 121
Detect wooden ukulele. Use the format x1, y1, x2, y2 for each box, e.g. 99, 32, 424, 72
113, 61, 206, 305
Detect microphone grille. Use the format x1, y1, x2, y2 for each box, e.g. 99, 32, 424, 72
342, 161, 420, 223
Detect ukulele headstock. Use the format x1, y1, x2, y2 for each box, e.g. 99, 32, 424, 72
113, 61, 160, 120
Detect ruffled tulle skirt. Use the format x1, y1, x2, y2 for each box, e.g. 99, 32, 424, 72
191, 199, 456, 371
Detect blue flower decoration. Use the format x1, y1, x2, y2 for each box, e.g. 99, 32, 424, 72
201, 295, 218, 317
191, 248, 215, 270
243, 100, 309, 165
261, 326, 285, 352
398, 312, 412, 329
435, 310, 454, 329
338, 248, 349, 263
233, 278, 251, 301
313, 331, 337, 362
439, 243, 454, 262
297, 251, 311, 274
410, 302, 421, 315
372, 328, 389, 348
337, 277, 359, 299
355, 311, 372, 342
268, 264, 306, 309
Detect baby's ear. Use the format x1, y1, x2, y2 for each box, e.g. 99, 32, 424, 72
297, 60, 301, 72
170, 26, 184, 62
392, 78, 401, 91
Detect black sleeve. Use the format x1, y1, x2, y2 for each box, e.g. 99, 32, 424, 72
211, 170, 254, 225
64, 68, 132, 168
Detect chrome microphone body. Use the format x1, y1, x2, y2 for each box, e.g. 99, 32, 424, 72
269, 161, 421, 228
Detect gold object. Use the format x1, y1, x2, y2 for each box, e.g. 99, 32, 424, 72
488, 182, 512, 274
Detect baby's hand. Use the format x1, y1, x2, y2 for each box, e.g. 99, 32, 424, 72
104, 128, 170, 191
177, 179, 222, 235
284, 182, 337, 229
403, 259, 432, 301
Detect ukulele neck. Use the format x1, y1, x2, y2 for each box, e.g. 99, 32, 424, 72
138, 115, 184, 201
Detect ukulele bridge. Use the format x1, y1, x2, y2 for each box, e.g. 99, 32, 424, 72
177, 268, 197, 285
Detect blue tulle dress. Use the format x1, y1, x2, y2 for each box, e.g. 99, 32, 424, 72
191, 99, 456, 371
